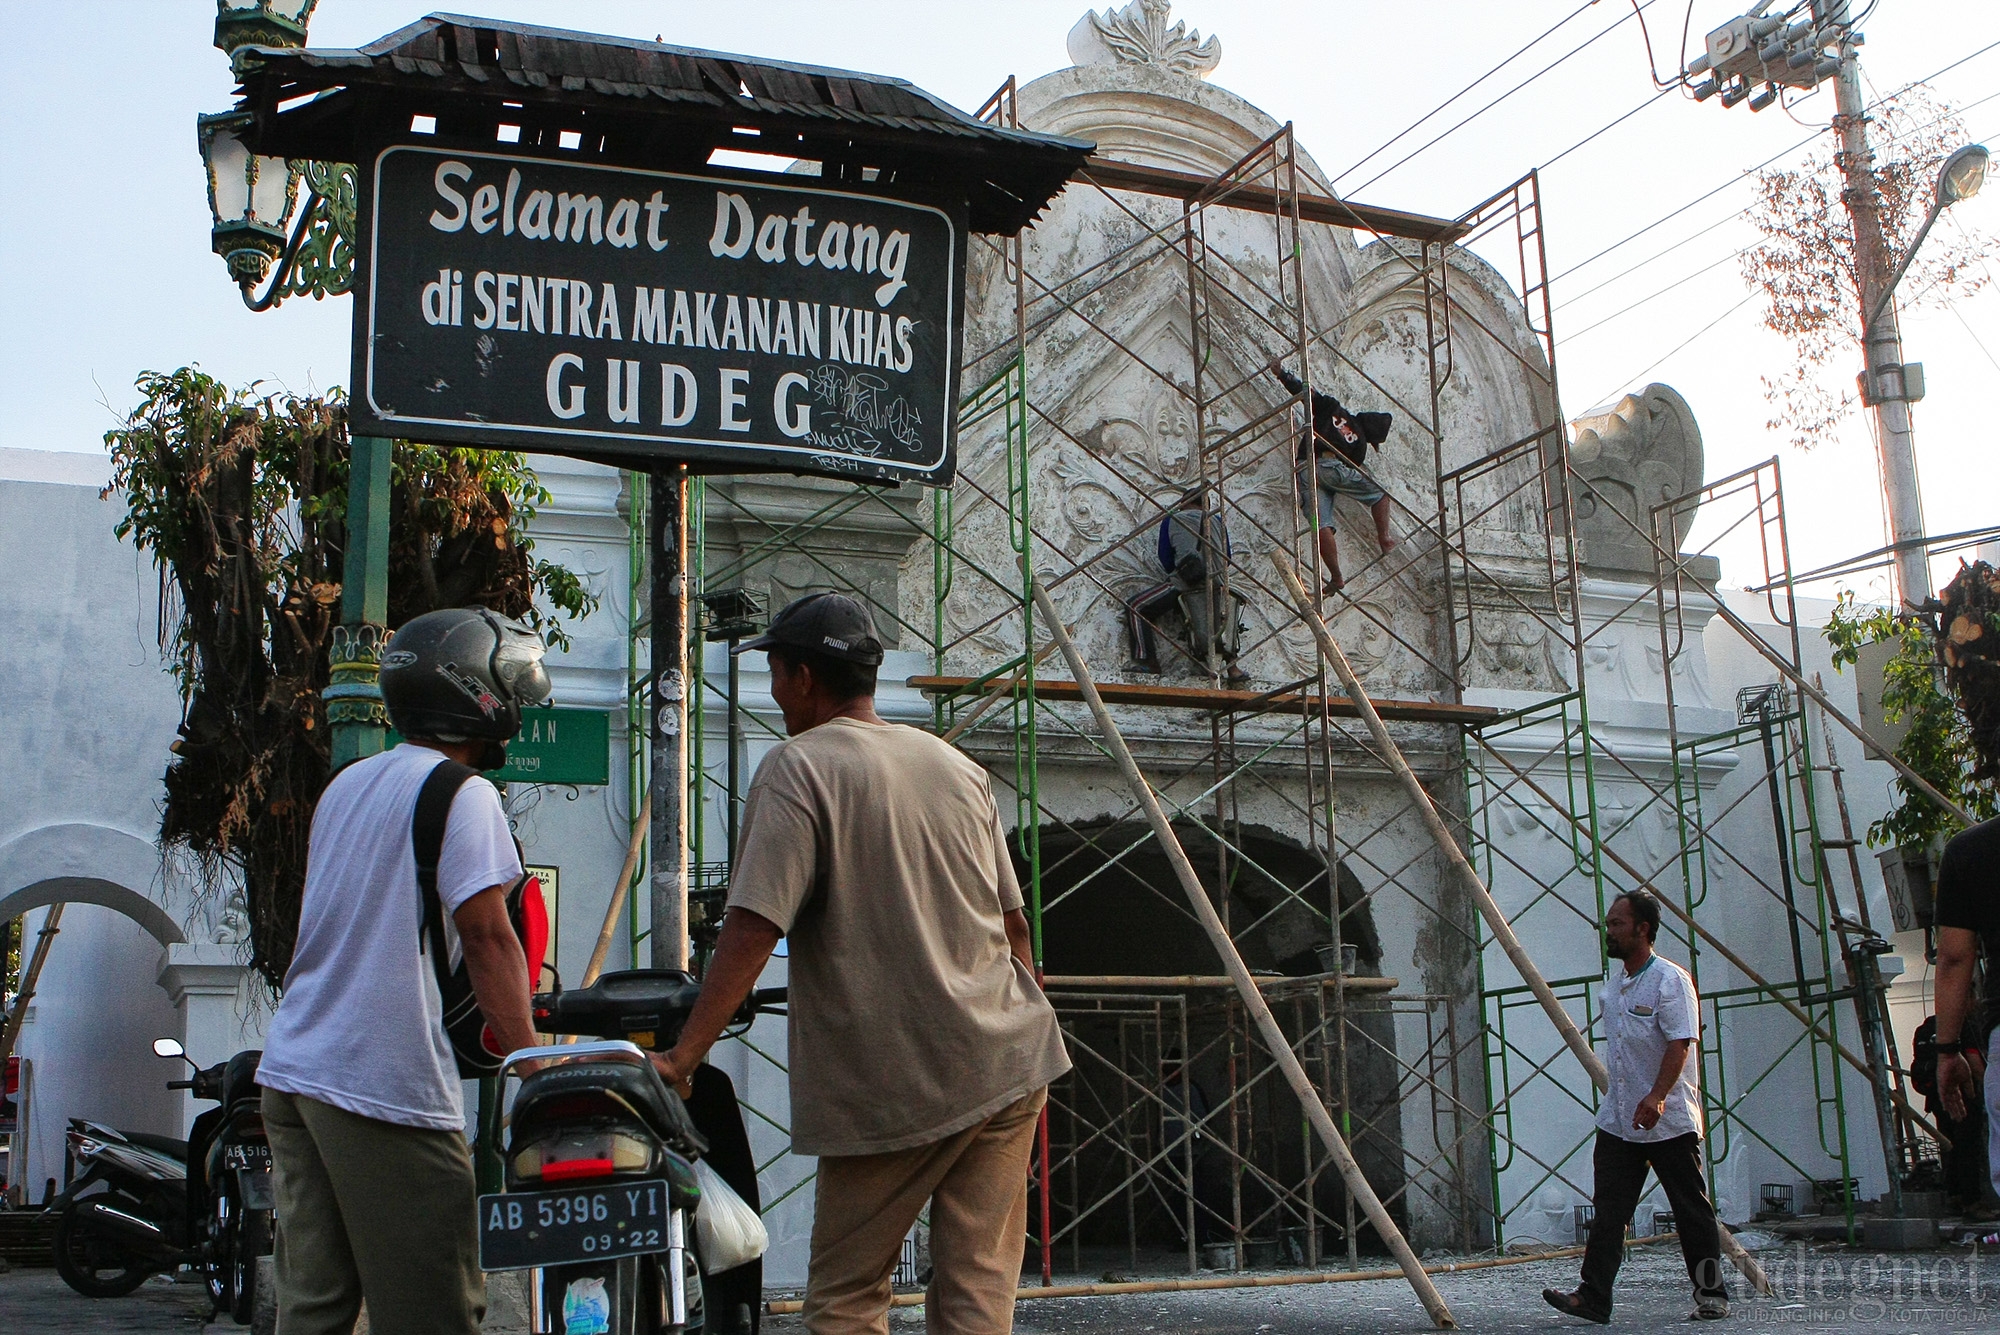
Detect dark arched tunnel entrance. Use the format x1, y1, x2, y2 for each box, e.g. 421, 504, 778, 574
1019, 818, 1410, 1268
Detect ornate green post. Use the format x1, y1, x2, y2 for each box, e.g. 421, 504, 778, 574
325, 434, 392, 771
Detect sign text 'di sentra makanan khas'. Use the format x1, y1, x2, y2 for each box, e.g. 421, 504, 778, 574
355, 145, 964, 484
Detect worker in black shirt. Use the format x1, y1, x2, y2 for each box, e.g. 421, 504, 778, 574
1933, 815, 2000, 1205
1275, 367, 1395, 596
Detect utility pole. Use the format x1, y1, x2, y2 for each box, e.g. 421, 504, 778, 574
650, 466, 690, 972
1689, 1, 1935, 608
1832, 34, 1932, 610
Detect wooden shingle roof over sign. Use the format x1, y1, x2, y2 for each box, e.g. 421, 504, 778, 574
231, 13, 1096, 235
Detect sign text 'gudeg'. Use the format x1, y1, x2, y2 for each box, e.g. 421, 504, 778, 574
355, 146, 964, 485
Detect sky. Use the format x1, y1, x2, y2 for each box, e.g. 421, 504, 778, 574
3, 0, 1997, 600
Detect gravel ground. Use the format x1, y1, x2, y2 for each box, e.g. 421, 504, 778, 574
9, 1241, 1995, 1332
767, 1243, 2000, 1334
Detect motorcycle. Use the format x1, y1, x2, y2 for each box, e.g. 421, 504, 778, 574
50, 1038, 273, 1324
480, 969, 784, 1335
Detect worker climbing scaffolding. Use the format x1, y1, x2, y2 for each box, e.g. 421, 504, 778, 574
1275, 366, 1398, 596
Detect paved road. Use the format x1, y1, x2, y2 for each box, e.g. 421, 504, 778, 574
766, 1245, 2000, 1334
9, 1243, 1996, 1332
0, 1265, 210, 1332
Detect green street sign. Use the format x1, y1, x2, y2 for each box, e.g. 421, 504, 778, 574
388, 707, 611, 786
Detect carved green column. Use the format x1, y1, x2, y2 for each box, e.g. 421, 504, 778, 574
325, 434, 393, 770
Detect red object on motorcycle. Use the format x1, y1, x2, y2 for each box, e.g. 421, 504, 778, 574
540, 1157, 615, 1183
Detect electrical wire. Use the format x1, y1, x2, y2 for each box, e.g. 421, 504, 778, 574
1343, 0, 1670, 196
1562, 96, 2000, 340
1552, 40, 2000, 285
1331, 0, 1602, 188
1562, 248, 1746, 339
1565, 84, 2000, 302
1631, 0, 1702, 90
1536, 85, 1680, 175
1588, 290, 1758, 404
1554, 208, 1748, 309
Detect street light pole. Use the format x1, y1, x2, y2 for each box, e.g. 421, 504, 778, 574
324, 435, 393, 768
1833, 41, 1931, 611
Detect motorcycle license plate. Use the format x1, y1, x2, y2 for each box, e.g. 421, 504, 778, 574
478, 1180, 673, 1272
238, 1167, 276, 1211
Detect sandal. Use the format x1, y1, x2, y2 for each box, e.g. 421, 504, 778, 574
1322, 573, 1345, 598
1542, 1288, 1611, 1324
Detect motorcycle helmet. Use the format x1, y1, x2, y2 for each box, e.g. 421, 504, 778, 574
380, 607, 552, 743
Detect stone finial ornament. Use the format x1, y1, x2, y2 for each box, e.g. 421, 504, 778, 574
1567, 383, 1705, 576
1067, 0, 1222, 78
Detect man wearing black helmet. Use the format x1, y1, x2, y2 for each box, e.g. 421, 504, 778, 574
258, 607, 551, 1335
656, 591, 1070, 1334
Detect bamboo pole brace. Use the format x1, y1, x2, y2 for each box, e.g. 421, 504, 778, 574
554, 793, 652, 1047
1274, 552, 1771, 1296
1479, 741, 1949, 1151
1029, 579, 1458, 1330
1664, 550, 1972, 828
0, 903, 63, 1074
1271, 553, 1607, 1086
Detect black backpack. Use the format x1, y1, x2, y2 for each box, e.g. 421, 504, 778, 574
412, 760, 549, 1078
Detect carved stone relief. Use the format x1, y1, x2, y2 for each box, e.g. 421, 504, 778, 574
1067, 0, 1222, 78
1568, 383, 1704, 577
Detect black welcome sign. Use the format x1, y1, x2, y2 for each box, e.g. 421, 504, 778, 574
354, 146, 964, 485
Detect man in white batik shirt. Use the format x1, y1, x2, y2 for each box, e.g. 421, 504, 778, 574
1545, 890, 1730, 1324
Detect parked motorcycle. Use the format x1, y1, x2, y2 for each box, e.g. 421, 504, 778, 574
50, 1038, 272, 1324
480, 970, 784, 1335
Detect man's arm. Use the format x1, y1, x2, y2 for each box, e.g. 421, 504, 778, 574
1004, 908, 1037, 977
1633, 1037, 1694, 1131
455, 885, 538, 1058
655, 908, 784, 1094
1935, 925, 1981, 1120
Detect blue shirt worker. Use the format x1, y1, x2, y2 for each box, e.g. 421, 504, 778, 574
1544, 890, 1729, 1324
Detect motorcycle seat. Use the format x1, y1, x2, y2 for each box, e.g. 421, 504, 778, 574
511, 1058, 708, 1158
125, 1131, 189, 1161
221, 1050, 263, 1112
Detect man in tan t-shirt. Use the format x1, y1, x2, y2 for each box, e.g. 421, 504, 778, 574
657, 591, 1070, 1334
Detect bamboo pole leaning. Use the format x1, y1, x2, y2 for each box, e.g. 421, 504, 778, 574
1029, 578, 1459, 1330
1272, 551, 1771, 1297
0, 903, 63, 1074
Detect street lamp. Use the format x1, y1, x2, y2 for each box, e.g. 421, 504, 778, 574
213, 0, 318, 71
196, 111, 299, 287
1866, 143, 1989, 338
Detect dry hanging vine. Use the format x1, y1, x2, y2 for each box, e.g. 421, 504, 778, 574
105, 367, 598, 986
1740, 87, 1991, 453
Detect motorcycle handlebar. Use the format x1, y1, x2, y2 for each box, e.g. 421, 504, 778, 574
166, 1080, 195, 1091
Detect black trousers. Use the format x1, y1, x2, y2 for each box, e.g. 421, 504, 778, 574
1579, 1130, 1727, 1312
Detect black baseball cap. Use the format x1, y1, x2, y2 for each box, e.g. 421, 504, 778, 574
735, 591, 885, 665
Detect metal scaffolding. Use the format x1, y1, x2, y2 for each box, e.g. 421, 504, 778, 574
606, 82, 1914, 1293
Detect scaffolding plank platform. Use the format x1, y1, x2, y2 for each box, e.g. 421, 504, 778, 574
909, 676, 1499, 726
1078, 156, 1470, 244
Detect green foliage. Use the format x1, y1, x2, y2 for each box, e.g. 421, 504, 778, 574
1825, 591, 1999, 850
103, 367, 600, 983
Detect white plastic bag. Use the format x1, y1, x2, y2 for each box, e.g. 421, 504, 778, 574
692, 1158, 769, 1272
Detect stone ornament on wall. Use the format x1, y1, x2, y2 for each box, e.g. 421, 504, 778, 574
1068, 0, 1222, 78
1568, 383, 1703, 577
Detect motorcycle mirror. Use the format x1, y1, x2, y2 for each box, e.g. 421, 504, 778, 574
152, 1037, 186, 1060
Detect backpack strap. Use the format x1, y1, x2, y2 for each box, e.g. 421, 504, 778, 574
413, 760, 481, 989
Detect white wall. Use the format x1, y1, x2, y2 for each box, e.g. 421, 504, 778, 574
0, 449, 198, 1196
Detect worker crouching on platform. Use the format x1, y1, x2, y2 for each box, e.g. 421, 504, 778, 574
655, 591, 1072, 1334
1544, 890, 1730, 1324
1275, 366, 1396, 597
